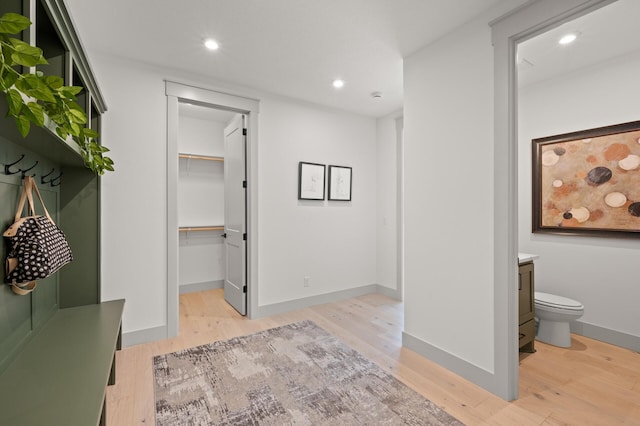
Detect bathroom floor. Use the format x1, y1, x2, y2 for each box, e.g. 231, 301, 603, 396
518, 335, 640, 424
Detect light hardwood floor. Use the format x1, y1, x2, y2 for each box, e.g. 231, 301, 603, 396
107, 289, 640, 425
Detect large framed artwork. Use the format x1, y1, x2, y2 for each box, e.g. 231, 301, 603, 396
532, 120, 640, 237
328, 165, 352, 201
298, 162, 325, 200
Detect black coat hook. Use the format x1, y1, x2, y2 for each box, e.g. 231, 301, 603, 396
41, 168, 55, 184
4, 154, 25, 175
50, 172, 63, 187
20, 161, 38, 179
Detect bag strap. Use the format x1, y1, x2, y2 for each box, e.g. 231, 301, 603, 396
14, 177, 35, 222
10, 281, 37, 296
27, 176, 53, 222
13, 177, 53, 223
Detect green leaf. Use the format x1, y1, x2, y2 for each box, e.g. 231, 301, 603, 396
0, 66, 19, 90
44, 75, 64, 89
60, 85, 83, 97
9, 38, 47, 67
21, 101, 38, 123
14, 114, 30, 137
83, 128, 99, 139
55, 126, 68, 140
67, 107, 87, 124
25, 101, 44, 126
0, 13, 31, 35
16, 73, 56, 102
6, 88, 23, 115
69, 121, 81, 136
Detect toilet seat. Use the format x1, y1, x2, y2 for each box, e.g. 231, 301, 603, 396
535, 292, 584, 311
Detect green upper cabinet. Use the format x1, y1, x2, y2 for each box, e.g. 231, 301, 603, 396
35, 0, 67, 81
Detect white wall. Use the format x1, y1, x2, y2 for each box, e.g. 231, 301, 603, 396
257, 97, 377, 305
376, 112, 400, 294
518, 50, 640, 340
403, 11, 496, 373
95, 55, 168, 334
178, 115, 225, 227
178, 115, 225, 157
93, 52, 378, 335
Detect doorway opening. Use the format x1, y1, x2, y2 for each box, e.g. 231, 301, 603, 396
166, 81, 259, 337
492, 0, 623, 400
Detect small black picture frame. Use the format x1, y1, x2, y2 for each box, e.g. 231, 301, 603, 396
328, 165, 352, 201
298, 162, 326, 200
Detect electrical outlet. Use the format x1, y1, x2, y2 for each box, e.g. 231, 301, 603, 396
304, 276, 310, 287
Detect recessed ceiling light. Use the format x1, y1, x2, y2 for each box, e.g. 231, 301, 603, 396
558, 33, 578, 45
332, 79, 345, 89
204, 39, 219, 50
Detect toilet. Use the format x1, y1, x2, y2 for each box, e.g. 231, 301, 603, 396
534, 292, 584, 347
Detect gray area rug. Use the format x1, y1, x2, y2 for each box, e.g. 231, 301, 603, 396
153, 320, 464, 425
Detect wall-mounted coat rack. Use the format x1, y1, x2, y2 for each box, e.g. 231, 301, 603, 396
4, 154, 25, 175
41, 169, 55, 184
2, 156, 62, 186
3, 155, 39, 179
20, 161, 38, 179
41, 169, 63, 186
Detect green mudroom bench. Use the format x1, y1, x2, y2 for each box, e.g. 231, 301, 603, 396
0, 299, 124, 426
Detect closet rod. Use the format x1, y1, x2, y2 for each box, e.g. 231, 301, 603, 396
179, 153, 224, 162
179, 226, 224, 232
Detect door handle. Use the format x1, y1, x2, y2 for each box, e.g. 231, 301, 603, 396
221, 233, 227, 238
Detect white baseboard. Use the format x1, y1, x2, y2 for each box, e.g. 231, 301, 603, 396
179, 279, 224, 295
376, 284, 401, 301
571, 320, 640, 351
402, 331, 498, 395
122, 325, 167, 347
252, 284, 381, 319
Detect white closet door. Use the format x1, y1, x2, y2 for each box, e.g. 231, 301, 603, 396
223, 114, 247, 315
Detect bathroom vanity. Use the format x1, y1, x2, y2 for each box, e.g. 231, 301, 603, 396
518, 253, 538, 352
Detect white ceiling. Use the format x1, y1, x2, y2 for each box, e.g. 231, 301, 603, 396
63, 0, 513, 118
518, 0, 640, 88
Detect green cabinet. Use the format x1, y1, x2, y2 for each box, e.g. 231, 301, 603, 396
0, 0, 106, 374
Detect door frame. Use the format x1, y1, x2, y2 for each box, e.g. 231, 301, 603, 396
490, 0, 616, 400
165, 80, 260, 337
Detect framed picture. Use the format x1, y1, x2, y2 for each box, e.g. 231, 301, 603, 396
328, 165, 352, 201
298, 162, 326, 200
532, 120, 640, 237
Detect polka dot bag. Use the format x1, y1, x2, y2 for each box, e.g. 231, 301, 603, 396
3, 176, 73, 295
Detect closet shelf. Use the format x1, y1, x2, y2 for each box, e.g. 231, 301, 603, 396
179, 153, 224, 162
179, 226, 224, 232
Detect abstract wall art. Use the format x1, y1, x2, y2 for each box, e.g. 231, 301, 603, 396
532, 120, 640, 237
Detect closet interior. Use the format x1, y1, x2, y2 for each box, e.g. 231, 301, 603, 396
177, 102, 238, 295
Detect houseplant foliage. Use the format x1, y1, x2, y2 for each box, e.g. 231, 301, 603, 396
0, 12, 113, 175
